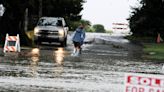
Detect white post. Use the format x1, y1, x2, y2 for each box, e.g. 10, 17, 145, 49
17, 34, 20, 52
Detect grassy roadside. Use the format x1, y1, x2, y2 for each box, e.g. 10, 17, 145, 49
26, 30, 34, 41
143, 43, 164, 60
25, 30, 35, 46
126, 36, 164, 61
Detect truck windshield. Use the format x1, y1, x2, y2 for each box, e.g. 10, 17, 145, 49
37, 18, 62, 26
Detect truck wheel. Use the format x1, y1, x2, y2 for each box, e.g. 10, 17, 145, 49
64, 37, 67, 47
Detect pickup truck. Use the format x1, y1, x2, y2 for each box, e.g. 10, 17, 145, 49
34, 17, 69, 47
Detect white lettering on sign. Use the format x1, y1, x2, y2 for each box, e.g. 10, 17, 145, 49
125, 74, 164, 92
128, 76, 164, 87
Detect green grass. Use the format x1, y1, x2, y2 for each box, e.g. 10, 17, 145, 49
25, 30, 35, 46
143, 43, 164, 60
26, 30, 34, 41
125, 36, 156, 43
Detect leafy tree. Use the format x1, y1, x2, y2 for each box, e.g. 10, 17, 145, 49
28, 0, 85, 30
69, 19, 92, 31
92, 24, 106, 33
80, 19, 93, 32
80, 19, 91, 26
0, 0, 30, 45
129, 0, 164, 37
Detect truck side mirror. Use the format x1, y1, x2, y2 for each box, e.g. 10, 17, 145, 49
64, 27, 69, 31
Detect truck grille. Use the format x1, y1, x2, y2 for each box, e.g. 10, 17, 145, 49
39, 30, 58, 35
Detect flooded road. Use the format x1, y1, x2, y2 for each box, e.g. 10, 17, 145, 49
0, 33, 163, 92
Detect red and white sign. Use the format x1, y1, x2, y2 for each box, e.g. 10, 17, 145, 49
3, 34, 20, 53
112, 23, 129, 30
7, 36, 18, 41
125, 73, 164, 92
5, 46, 16, 52
112, 23, 128, 26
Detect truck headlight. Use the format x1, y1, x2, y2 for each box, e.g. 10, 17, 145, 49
59, 30, 64, 37
34, 28, 39, 34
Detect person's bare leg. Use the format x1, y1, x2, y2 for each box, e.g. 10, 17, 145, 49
75, 46, 80, 56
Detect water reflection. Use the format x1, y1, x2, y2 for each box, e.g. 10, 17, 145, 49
53, 65, 64, 78
51, 48, 65, 78
29, 47, 65, 78
30, 48, 40, 77
53, 48, 65, 65
31, 48, 40, 59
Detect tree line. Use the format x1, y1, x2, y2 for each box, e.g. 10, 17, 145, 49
129, 0, 164, 38
3, 0, 161, 45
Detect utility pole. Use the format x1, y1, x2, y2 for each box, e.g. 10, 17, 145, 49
24, 8, 28, 32
39, 0, 42, 18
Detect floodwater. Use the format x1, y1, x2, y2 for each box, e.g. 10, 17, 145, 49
0, 33, 163, 92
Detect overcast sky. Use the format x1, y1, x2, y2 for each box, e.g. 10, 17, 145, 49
81, 0, 140, 30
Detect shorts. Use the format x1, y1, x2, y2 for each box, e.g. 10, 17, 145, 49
73, 41, 81, 48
